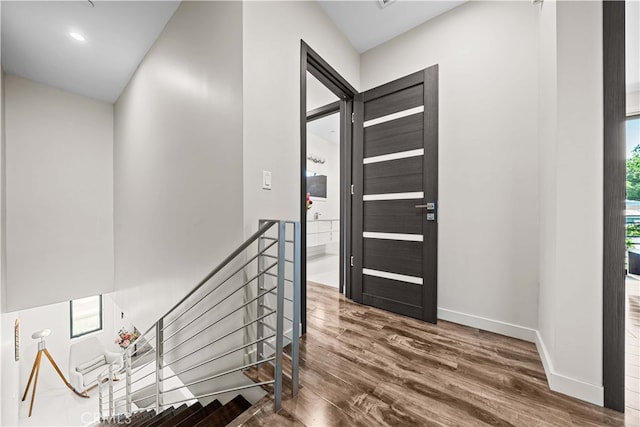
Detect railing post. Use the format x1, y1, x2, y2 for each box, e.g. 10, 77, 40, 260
274, 221, 286, 411
257, 219, 265, 366
291, 221, 301, 396
98, 374, 103, 421
155, 319, 164, 413
125, 347, 132, 415
108, 365, 114, 419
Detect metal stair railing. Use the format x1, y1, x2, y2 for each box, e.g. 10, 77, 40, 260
96, 220, 301, 422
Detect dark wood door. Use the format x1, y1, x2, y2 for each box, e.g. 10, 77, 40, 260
351, 66, 438, 323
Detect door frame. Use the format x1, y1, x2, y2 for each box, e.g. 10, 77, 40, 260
300, 41, 357, 334
602, 0, 626, 412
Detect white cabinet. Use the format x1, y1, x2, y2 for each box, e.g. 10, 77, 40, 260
307, 220, 339, 247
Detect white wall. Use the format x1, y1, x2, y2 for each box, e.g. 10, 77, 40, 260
536, 0, 558, 390
307, 72, 340, 112
0, 62, 19, 427
242, 1, 360, 236
113, 1, 244, 331
4, 76, 114, 312
113, 1, 251, 405
537, 0, 604, 405
361, 1, 540, 338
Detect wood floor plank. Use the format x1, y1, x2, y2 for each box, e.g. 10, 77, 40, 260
240, 282, 623, 426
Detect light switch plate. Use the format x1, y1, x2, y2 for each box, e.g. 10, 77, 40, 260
262, 170, 272, 190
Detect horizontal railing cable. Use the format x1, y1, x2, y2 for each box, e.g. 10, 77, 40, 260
163, 284, 277, 345
162, 274, 277, 354
260, 253, 294, 264
264, 287, 293, 302
162, 239, 278, 331
163, 311, 275, 367
162, 262, 277, 344
263, 340, 293, 360
162, 381, 275, 408
161, 357, 276, 395
158, 220, 277, 325
259, 236, 295, 244
264, 271, 294, 284
129, 369, 156, 387
161, 335, 276, 382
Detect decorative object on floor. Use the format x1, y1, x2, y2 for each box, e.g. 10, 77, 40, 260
22, 329, 89, 418
306, 192, 313, 210
115, 327, 140, 349
68, 336, 123, 398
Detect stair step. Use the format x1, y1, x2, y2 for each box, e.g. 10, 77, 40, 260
193, 395, 251, 427
136, 405, 177, 427
127, 411, 155, 427
157, 401, 202, 427
119, 411, 151, 427
173, 399, 222, 427
157, 404, 189, 427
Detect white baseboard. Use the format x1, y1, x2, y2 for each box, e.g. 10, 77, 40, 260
535, 331, 603, 406
437, 307, 537, 342
436, 308, 603, 406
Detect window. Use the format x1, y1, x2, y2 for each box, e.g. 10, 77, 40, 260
70, 295, 103, 338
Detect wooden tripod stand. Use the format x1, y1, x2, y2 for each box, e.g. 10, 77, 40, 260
21, 329, 88, 418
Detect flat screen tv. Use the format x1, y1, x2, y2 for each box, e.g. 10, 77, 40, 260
307, 175, 327, 199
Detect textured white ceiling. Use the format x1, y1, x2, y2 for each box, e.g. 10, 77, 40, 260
318, 0, 466, 53
1, 1, 180, 103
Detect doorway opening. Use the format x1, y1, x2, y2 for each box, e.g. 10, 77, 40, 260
306, 90, 341, 289
300, 42, 357, 334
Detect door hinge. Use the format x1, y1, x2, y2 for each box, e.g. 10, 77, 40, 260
350, 256, 354, 267
351, 184, 354, 195
351, 112, 355, 123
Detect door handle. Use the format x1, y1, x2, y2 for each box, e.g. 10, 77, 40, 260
415, 203, 436, 210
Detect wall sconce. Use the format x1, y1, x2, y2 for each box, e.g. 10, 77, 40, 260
307, 154, 326, 165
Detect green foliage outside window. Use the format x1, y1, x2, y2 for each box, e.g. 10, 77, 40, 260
627, 146, 640, 201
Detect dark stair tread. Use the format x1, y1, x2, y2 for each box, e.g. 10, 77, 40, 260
193, 395, 252, 427
150, 405, 188, 427
128, 414, 154, 427
157, 402, 203, 427
127, 410, 154, 424
128, 413, 154, 427
136, 406, 177, 427
173, 399, 222, 427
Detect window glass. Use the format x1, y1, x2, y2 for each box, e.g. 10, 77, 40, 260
70, 295, 102, 338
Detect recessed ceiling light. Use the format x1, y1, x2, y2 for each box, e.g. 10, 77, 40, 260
69, 32, 86, 42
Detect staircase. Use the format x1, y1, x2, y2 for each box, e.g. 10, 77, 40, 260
92, 220, 300, 426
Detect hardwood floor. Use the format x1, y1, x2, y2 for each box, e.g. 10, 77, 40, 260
234, 282, 625, 426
